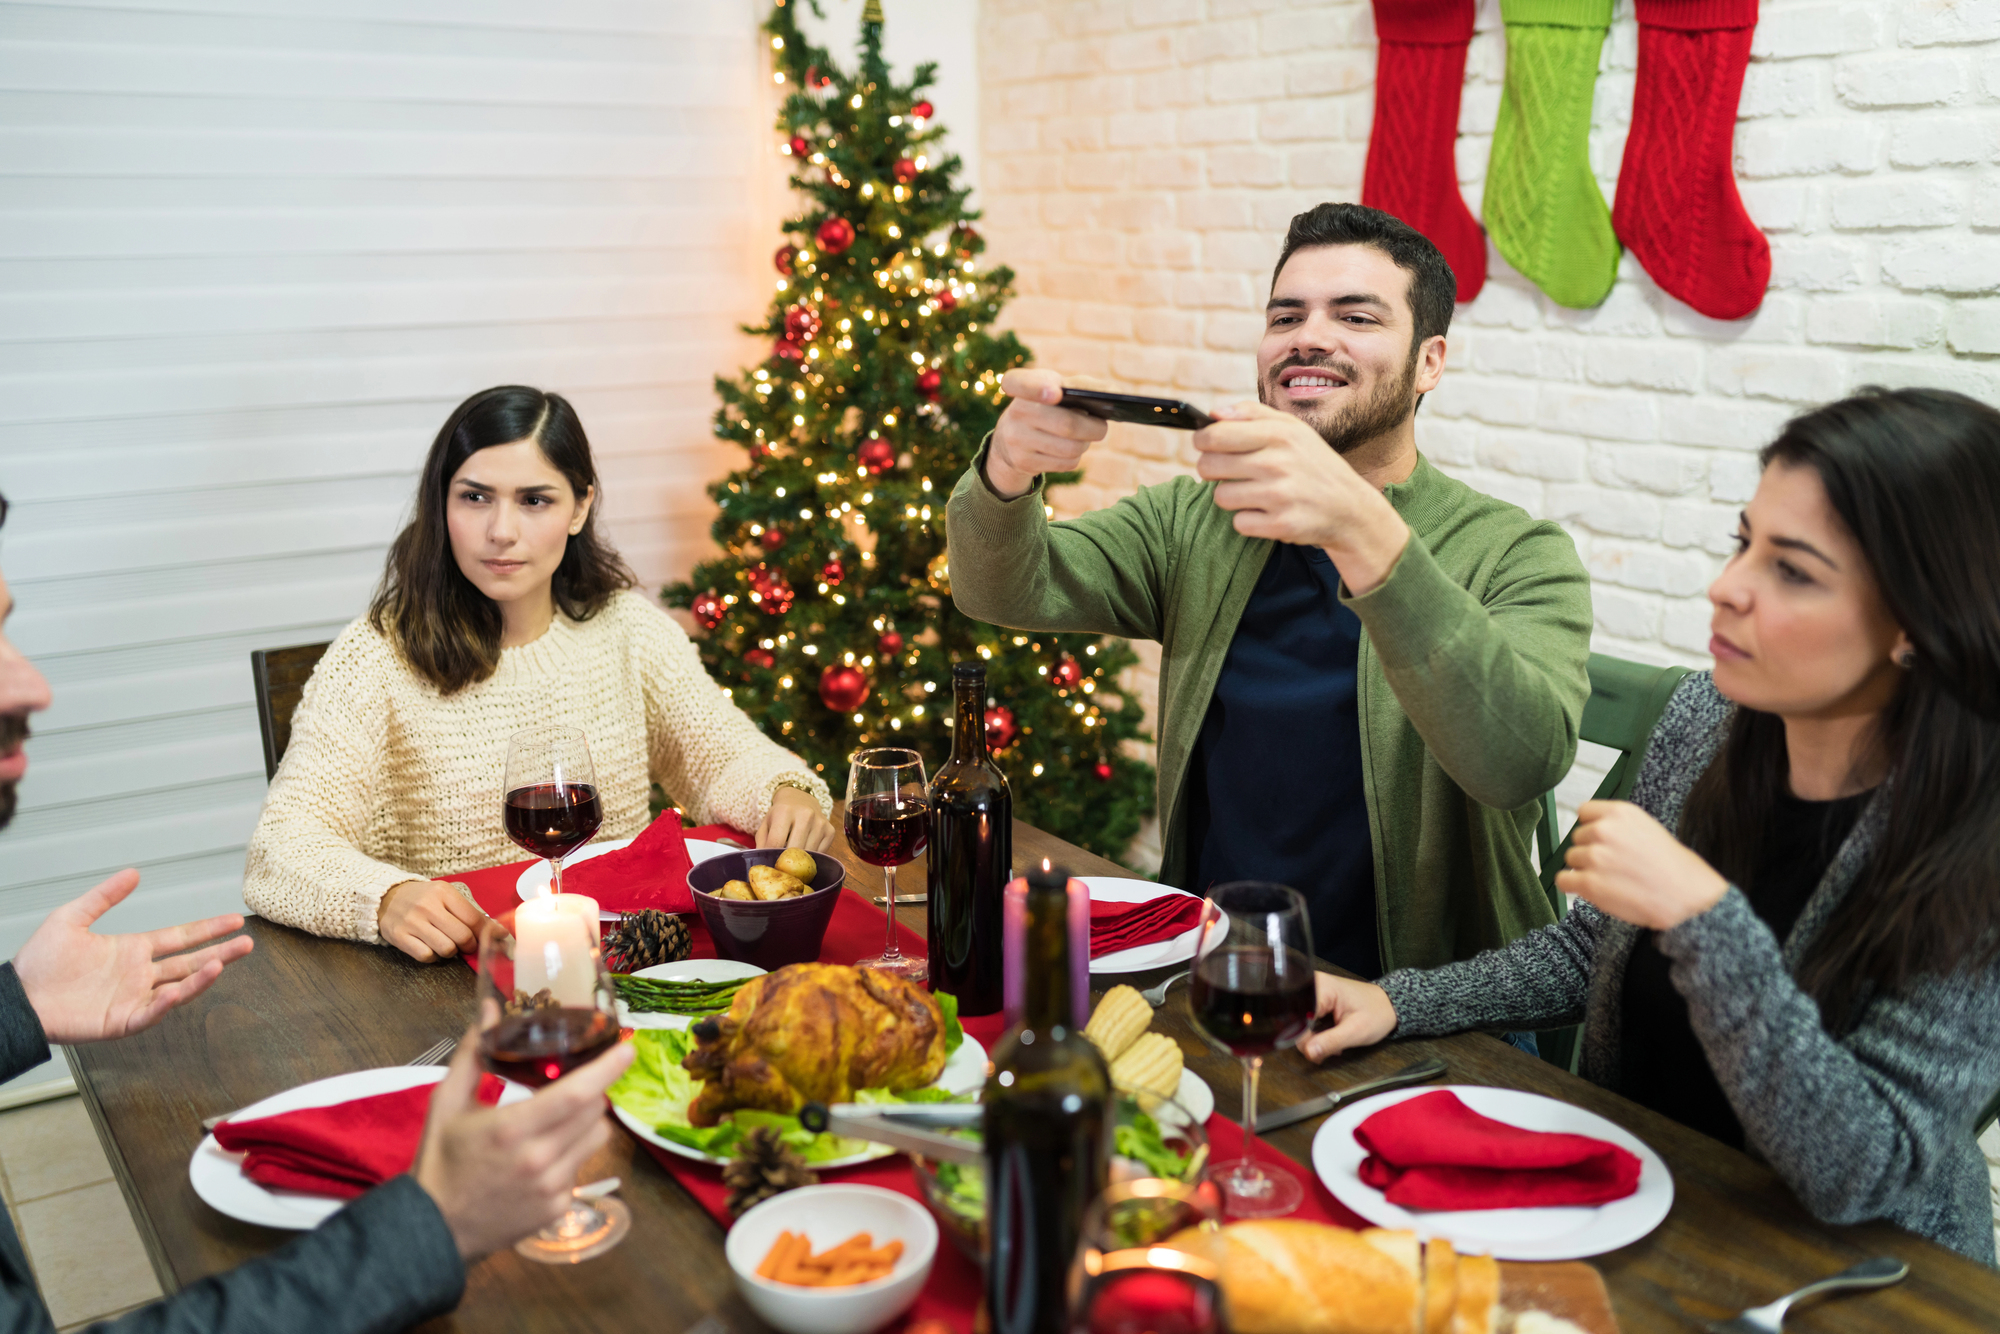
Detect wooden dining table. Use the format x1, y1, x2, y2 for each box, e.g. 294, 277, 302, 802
67, 809, 2000, 1333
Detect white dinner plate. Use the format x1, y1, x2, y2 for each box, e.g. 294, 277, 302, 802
515, 836, 737, 910
1311, 1084, 1674, 1260
1083, 877, 1226, 974
190, 1066, 533, 1231
617, 958, 767, 1031
613, 1032, 989, 1170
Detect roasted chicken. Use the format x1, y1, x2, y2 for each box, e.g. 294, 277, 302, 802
682, 962, 948, 1126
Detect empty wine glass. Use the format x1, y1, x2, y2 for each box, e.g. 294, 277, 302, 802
476, 906, 629, 1262
844, 747, 928, 981
502, 725, 602, 897
1188, 881, 1315, 1218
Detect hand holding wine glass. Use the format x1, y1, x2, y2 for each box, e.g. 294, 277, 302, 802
475, 906, 629, 1262
844, 747, 928, 981
1189, 881, 1317, 1218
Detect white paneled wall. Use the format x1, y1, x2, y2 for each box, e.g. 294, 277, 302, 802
0, 0, 789, 963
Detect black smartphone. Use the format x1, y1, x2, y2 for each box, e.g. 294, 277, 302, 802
1056, 387, 1214, 431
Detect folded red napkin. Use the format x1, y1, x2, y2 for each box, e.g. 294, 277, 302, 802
560, 809, 699, 913
1090, 893, 1205, 957
1354, 1090, 1642, 1210
215, 1074, 505, 1199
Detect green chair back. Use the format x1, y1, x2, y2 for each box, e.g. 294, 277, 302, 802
1533, 653, 1691, 1071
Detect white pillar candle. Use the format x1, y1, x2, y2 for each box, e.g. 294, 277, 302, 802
513, 895, 601, 1007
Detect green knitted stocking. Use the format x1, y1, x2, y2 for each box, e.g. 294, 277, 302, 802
1483, 0, 1619, 309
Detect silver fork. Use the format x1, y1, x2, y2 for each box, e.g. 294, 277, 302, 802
1706, 1256, 1907, 1333
201, 1037, 459, 1132
1140, 969, 1190, 1007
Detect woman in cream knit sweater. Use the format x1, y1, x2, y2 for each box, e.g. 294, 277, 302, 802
245, 386, 832, 960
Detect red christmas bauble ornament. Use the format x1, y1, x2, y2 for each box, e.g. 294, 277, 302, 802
819, 664, 869, 713
760, 527, 785, 550
816, 217, 855, 254
877, 630, 904, 656
916, 367, 942, 401
775, 244, 799, 274
857, 437, 896, 475
772, 337, 803, 362
934, 289, 958, 312
744, 648, 775, 670
1050, 654, 1084, 689
748, 564, 794, 615
820, 556, 845, 587
984, 705, 1018, 752
690, 589, 725, 630
893, 158, 918, 184
788, 135, 809, 158
1093, 760, 1114, 782
911, 100, 934, 120
783, 304, 819, 341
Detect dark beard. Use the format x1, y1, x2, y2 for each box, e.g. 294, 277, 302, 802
0, 712, 28, 832
1259, 349, 1420, 454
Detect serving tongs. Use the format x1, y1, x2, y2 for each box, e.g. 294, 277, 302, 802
799, 1101, 985, 1166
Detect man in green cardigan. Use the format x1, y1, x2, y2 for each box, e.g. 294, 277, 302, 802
948, 203, 1592, 982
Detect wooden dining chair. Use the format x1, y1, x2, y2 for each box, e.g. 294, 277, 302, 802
1533, 653, 1693, 1072
250, 641, 331, 780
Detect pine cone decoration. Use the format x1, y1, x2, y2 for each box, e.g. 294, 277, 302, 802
724, 1125, 818, 1217
602, 910, 691, 973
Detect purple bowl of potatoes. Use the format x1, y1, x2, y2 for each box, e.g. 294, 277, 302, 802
687, 848, 845, 970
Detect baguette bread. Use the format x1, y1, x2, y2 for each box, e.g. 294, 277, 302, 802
1157, 1222, 1498, 1334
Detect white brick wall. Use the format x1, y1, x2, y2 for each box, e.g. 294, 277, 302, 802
977, 0, 2000, 867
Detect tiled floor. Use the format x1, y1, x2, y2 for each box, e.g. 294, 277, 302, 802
0, 1095, 160, 1330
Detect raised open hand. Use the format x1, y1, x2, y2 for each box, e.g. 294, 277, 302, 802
12, 868, 254, 1045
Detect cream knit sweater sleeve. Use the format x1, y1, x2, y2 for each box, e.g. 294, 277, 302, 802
633, 599, 832, 828
242, 620, 425, 942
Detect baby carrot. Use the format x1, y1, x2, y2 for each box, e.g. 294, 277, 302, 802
756, 1231, 794, 1280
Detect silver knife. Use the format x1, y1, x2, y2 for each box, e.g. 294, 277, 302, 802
1254, 1057, 1448, 1134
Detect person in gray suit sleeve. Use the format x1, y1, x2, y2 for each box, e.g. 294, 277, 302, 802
0, 492, 636, 1333
1304, 389, 2000, 1265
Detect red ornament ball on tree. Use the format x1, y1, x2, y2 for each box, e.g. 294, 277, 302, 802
934, 289, 958, 312
893, 158, 918, 184
819, 664, 869, 713
690, 589, 725, 630
772, 337, 803, 362
984, 705, 1018, 752
788, 135, 809, 158
783, 305, 819, 341
916, 367, 942, 401
816, 217, 855, 254
749, 565, 794, 615
877, 630, 904, 656
774, 244, 799, 274
1050, 654, 1083, 689
760, 527, 785, 550
820, 556, 845, 587
910, 100, 934, 120
744, 648, 775, 670
857, 437, 896, 475
1093, 760, 1114, 782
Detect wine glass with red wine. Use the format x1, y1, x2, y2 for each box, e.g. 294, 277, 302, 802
844, 747, 928, 981
503, 725, 602, 896
475, 911, 629, 1263
1188, 881, 1316, 1218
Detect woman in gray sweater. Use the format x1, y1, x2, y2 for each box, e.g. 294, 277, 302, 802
1308, 387, 2000, 1264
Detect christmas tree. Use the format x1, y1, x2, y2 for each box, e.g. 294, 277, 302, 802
662, 0, 1155, 860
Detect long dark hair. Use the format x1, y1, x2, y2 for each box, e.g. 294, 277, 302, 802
1679, 387, 2000, 1029
370, 386, 634, 693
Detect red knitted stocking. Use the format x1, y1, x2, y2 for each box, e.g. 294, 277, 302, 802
1612, 0, 1769, 320
1362, 0, 1485, 303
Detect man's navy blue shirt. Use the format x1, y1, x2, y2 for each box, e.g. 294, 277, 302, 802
1183, 543, 1378, 977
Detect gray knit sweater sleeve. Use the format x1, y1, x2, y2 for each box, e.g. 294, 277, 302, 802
1378, 903, 1608, 1037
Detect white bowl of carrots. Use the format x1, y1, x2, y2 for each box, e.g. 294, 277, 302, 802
725, 1184, 940, 1334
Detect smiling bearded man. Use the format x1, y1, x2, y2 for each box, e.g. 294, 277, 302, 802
945, 204, 1593, 1011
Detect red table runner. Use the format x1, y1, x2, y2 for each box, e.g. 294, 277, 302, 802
453, 850, 1362, 1332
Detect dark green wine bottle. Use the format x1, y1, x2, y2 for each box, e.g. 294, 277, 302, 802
984, 863, 1111, 1334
